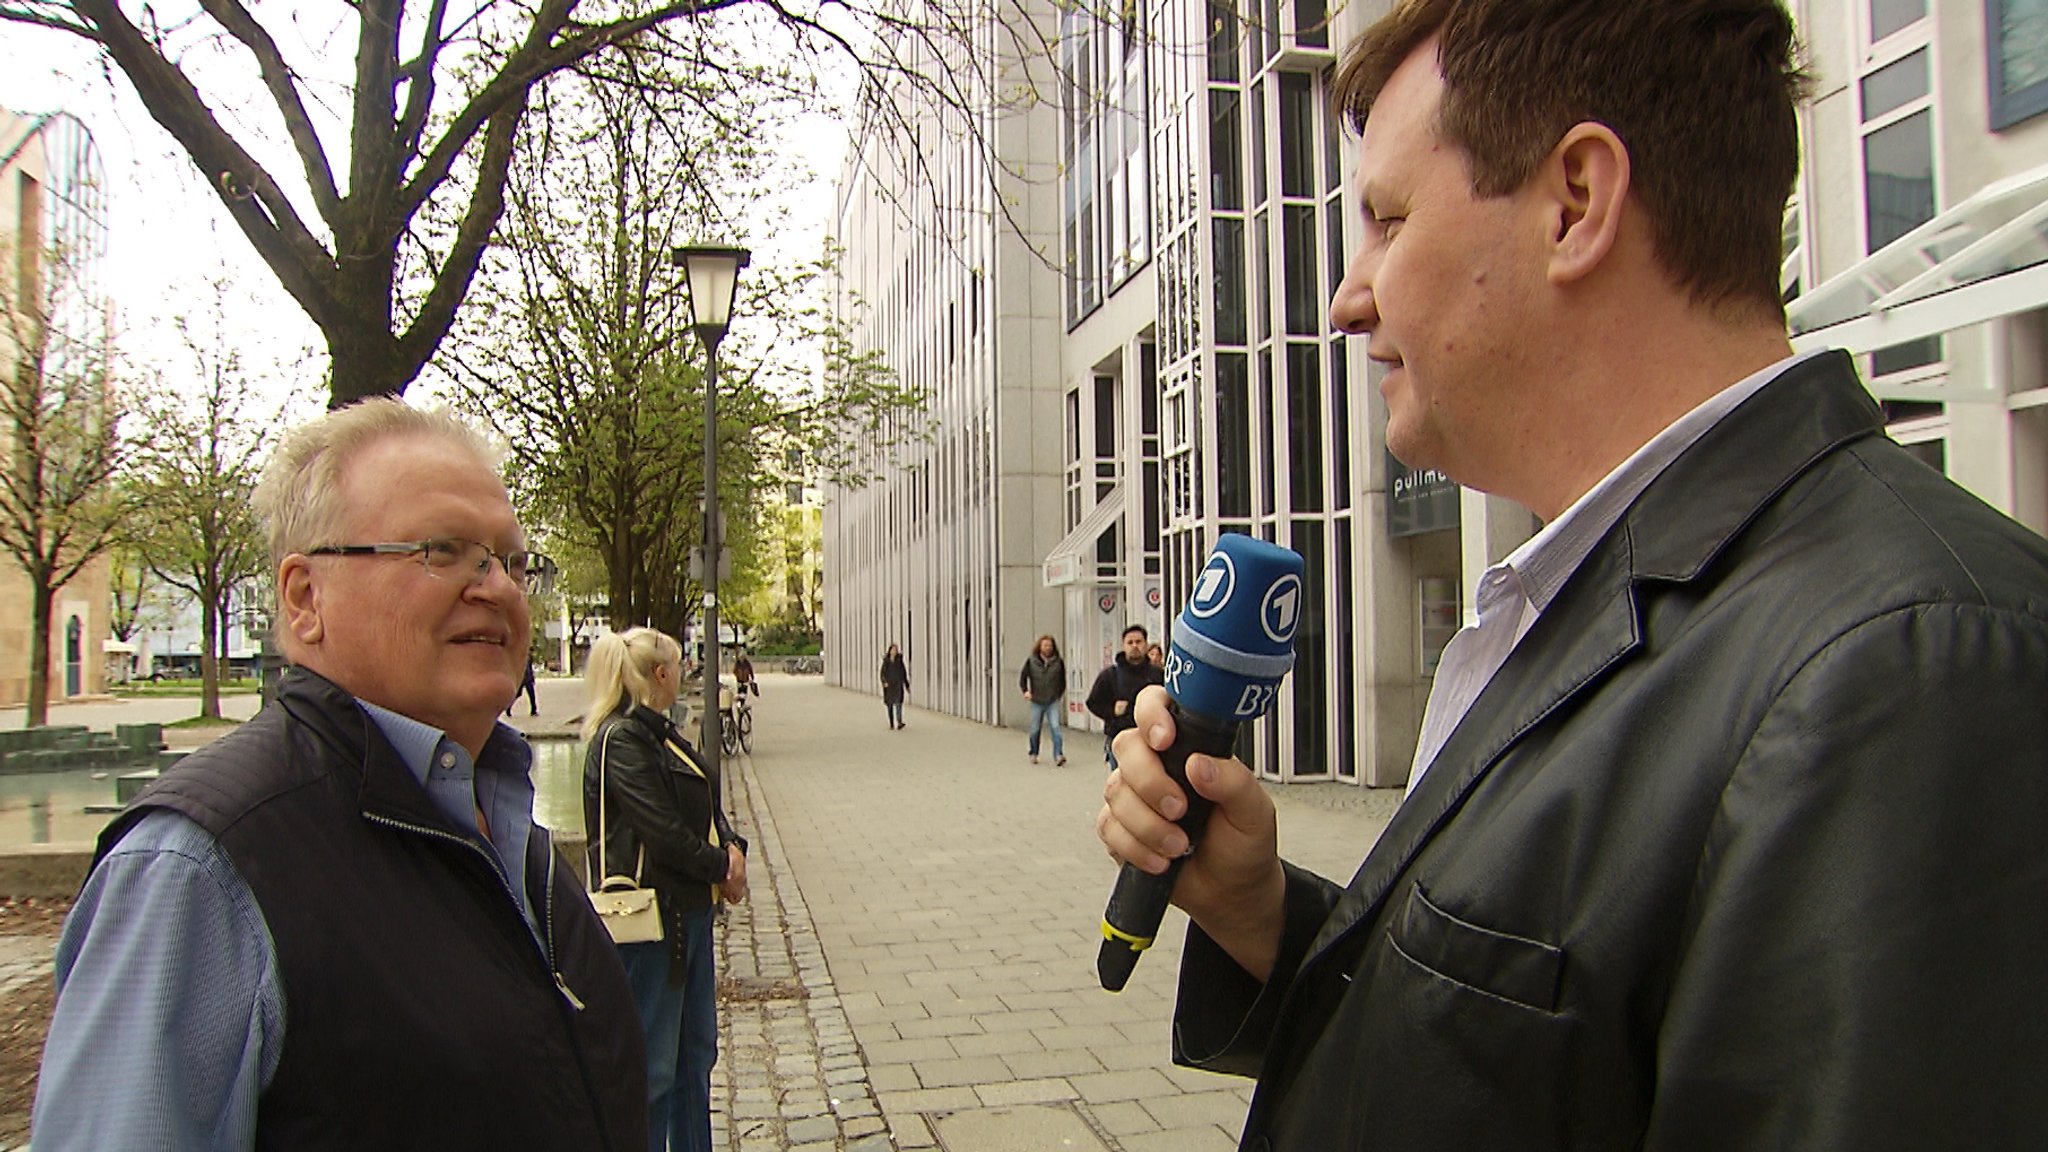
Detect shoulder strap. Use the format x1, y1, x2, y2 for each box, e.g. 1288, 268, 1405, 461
593, 722, 646, 893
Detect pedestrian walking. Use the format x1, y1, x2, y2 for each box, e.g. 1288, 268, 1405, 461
583, 627, 749, 1152
879, 644, 909, 729
1085, 625, 1162, 770
1018, 634, 1068, 765
509, 653, 539, 716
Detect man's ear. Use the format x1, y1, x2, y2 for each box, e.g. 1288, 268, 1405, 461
1542, 122, 1630, 285
277, 556, 324, 647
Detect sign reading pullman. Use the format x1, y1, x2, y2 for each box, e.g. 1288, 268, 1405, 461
1386, 450, 1461, 538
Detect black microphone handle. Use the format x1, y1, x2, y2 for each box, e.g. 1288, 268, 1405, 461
1098, 703, 1240, 992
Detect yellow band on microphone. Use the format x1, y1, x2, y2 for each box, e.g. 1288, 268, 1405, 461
1101, 921, 1156, 952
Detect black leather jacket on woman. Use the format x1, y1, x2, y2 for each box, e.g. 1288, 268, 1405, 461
583, 702, 746, 942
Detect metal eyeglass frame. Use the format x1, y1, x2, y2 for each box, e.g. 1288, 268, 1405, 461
305, 537, 557, 596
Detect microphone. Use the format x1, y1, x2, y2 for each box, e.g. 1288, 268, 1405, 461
1098, 533, 1304, 992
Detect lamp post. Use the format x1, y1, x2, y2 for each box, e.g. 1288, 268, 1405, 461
670, 244, 750, 768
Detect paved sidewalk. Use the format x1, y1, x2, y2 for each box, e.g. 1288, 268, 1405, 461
724, 674, 1399, 1152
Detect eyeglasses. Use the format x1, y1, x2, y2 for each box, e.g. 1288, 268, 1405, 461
306, 538, 557, 597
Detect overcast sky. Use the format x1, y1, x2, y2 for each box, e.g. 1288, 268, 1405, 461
0, 18, 849, 415
1, 23, 329, 414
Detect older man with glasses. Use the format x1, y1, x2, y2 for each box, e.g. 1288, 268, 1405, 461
33, 400, 647, 1151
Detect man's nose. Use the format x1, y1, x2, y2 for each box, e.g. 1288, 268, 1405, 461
1329, 245, 1378, 335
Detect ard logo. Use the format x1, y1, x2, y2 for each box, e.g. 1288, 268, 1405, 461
1260, 574, 1303, 644
1188, 552, 1237, 619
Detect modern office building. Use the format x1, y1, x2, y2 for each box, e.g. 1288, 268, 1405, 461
825, 0, 2048, 785
823, 10, 1071, 728
0, 109, 114, 707
1786, 0, 2048, 536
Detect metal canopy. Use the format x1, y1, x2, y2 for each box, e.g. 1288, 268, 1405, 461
1041, 487, 1124, 587
1788, 163, 2048, 399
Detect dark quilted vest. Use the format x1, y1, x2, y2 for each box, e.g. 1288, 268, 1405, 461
96, 668, 648, 1151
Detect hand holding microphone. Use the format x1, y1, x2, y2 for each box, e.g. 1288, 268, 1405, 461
1096, 534, 1304, 992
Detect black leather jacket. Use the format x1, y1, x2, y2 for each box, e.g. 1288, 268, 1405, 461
1174, 352, 2048, 1151
583, 702, 745, 924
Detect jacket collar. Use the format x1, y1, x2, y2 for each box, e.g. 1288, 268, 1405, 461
276, 666, 523, 839
1304, 350, 1883, 964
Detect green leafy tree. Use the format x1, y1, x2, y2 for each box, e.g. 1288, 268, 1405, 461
0, 237, 128, 725
106, 542, 167, 644
446, 58, 918, 638
127, 297, 278, 719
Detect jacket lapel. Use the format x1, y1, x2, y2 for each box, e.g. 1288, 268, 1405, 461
1305, 540, 1645, 961
1299, 351, 1884, 969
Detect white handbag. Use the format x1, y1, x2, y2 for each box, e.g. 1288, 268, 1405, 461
589, 727, 663, 944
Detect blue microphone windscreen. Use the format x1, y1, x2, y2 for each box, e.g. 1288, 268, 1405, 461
1164, 534, 1305, 721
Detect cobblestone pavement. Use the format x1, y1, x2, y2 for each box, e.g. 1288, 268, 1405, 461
712, 729, 894, 1152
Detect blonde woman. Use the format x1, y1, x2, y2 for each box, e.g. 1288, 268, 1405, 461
583, 628, 747, 1152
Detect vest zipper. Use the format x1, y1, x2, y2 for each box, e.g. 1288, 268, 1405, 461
367, 809, 616, 1146
542, 847, 585, 1010
362, 810, 560, 983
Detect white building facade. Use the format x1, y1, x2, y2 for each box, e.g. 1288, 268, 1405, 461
826, 0, 2048, 785
824, 0, 1071, 726
1786, 0, 2048, 537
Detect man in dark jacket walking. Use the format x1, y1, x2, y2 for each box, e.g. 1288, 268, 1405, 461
1085, 625, 1163, 770
36, 401, 646, 1151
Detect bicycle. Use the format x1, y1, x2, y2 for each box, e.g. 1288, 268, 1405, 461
717, 679, 754, 757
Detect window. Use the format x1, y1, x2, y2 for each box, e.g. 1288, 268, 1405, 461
1987, 0, 2048, 129
1210, 89, 1243, 211
1864, 110, 1935, 250
16, 172, 42, 304
1286, 344, 1323, 511
1214, 217, 1247, 345
1857, 16, 1943, 378
1869, 0, 1926, 41
1216, 353, 1252, 517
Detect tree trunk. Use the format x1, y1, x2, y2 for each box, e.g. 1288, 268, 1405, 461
199, 592, 222, 721
24, 579, 53, 727
326, 328, 414, 408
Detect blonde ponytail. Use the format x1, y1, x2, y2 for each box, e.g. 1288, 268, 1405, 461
580, 627, 683, 741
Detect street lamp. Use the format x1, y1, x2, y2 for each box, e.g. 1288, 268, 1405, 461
671, 244, 750, 770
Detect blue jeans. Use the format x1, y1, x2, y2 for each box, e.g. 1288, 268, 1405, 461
886, 700, 904, 726
1026, 699, 1064, 758
619, 906, 718, 1152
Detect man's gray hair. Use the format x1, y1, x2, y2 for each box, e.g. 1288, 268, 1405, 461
254, 399, 501, 569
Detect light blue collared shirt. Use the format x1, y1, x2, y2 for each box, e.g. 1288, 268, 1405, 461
32, 699, 541, 1152
1408, 351, 1822, 794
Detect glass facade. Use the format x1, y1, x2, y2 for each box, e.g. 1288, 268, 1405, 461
1856, 8, 1944, 390
1062, 0, 1152, 325
1149, 0, 1353, 780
